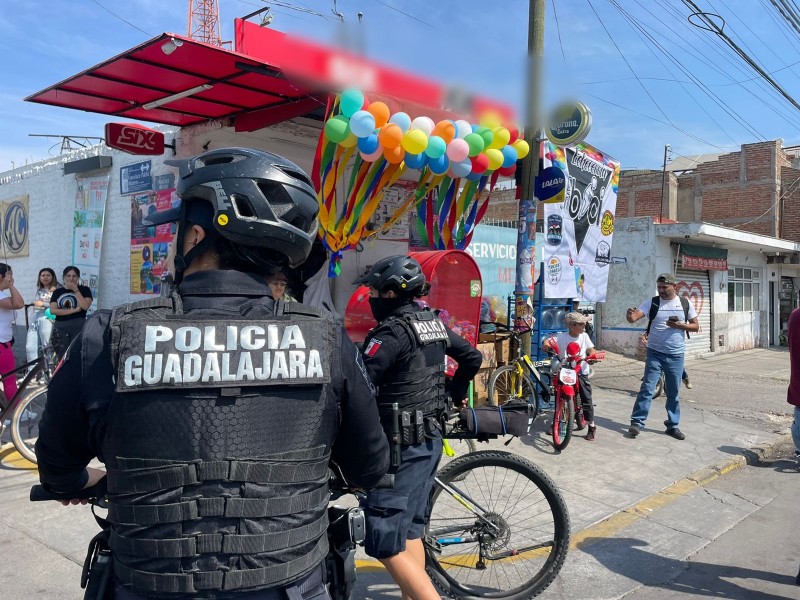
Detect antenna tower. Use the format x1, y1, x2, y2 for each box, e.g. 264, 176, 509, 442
187, 0, 223, 46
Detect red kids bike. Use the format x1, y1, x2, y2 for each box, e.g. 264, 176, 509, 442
545, 339, 604, 451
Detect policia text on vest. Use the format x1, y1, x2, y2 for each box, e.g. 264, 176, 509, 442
117, 319, 331, 391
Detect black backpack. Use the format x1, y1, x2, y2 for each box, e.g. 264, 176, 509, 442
645, 296, 691, 339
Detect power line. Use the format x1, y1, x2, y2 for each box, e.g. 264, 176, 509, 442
372, 0, 441, 31
89, 0, 152, 36
550, 0, 567, 67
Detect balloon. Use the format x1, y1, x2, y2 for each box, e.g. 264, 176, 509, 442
428, 154, 450, 175
479, 111, 502, 130
501, 145, 518, 168
489, 127, 511, 150
357, 133, 379, 154
350, 110, 376, 138
464, 133, 485, 157
477, 126, 494, 149
340, 89, 364, 118
379, 123, 404, 149
404, 152, 427, 170
402, 129, 428, 154
485, 148, 504, 171
507, 124, 520, 143
432, 120, 456, 144
340, 132, 358, 148
454, 119, 472, 139
446, 138, 469, 162
425, 135, 447, 158
466, 171, 483, 181
360, 147, 383, 162
450, 157, 472, 178
383, 145, 405, 164
389, 111, 412, 132
498, 164, 517, 177
470, 153, 489, 174
410, 116, 435, 136
324, 115, 350, 144
512, 139, 530, 159
367, 102, 391, 128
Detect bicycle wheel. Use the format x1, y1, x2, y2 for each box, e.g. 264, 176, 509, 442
488, 365, 538, 414
573, 399, 586, 432
425, 450, 570, 600
653, 373, 664, 399
10, 386, 48, 463
552, 394, 573, 451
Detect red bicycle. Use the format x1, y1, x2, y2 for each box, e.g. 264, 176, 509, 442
545, 339, 604, 451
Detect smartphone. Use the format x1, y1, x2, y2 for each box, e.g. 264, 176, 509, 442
668, 316, 680, 322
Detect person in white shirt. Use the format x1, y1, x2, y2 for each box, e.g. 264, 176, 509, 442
0, 263, 25, 405
626, 272, 699, 440
542, 311, 599, 441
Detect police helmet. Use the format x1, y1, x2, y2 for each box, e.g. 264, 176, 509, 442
145, 148, 319, 268
353, 255, 426, 295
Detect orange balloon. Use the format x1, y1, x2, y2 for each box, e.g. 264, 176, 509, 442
378, 123, 404, 149
432, 120, 456, 144
383, 145, 405, 164
367, 102, 391, 128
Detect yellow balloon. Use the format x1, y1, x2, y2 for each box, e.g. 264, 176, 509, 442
401, 129, 429, 154
340, 132, 358, 148
479, 111, 502, 130
485, 148, 504, 171
489, 127, 510, 150
512, 139, 530, 159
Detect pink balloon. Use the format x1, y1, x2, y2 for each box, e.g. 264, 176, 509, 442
360, 147, 383, 162
446, 138, 470, 163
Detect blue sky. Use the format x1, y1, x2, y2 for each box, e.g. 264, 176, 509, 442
3, 0, 800, 172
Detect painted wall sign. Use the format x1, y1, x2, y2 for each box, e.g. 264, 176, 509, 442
546, 101, 592, 146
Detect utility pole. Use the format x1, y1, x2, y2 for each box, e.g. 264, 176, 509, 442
660, 143, 670, 223
514, 0, 545, 356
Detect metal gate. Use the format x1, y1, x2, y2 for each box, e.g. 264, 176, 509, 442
676, 268, 712, 356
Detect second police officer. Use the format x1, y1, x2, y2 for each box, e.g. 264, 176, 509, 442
35, 148, 389, 600
353, 256, 482, 600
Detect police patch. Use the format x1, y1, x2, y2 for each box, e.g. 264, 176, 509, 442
115, 317, 332, 391
365, 338, 382, 357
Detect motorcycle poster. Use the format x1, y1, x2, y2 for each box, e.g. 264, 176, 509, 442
541, 142, 620, 302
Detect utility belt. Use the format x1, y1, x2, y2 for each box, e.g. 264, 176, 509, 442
81, 530, 112, 600
381, 402, 444, 469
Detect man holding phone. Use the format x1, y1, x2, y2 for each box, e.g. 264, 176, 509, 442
625, 273, 699, 440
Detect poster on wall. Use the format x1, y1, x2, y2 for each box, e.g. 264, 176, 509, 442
366, 180, 417, 241
129, 172, 176, 294
0, 195, 30, 257
73, 175, 111, 312
541, 142, 620, 302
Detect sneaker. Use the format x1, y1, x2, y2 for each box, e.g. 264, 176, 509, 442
628, 424, 641, 437
683, 377, 692, 389
666, 427, 685, 440
586, 425, 596, 441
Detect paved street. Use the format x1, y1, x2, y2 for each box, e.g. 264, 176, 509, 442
0, 347, 796, 599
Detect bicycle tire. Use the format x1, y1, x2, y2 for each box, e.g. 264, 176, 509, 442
440, 437, 478, 477
653, 373, 664, 399
573, 398, 587, 432
487, 365, 538, 413
552, 393, 573, 451
425, 450, 570, 600
10, 386, 48, 464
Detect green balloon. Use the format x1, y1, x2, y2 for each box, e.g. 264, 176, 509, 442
324, 115, 351, 144
477, 126, 494, 149
464, 133, 485, 157
425, 135, 447, 159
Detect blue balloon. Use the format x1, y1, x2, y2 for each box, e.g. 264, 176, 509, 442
357, 133, 379, 154
404, 152, 428, 170
450, 157, 472, 178
429, 155, 450, 175
501, 145, 518, 168
350, 110, 376, 138
389, 111, 412, 132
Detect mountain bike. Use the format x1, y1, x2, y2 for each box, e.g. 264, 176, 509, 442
486, 324, 551, 413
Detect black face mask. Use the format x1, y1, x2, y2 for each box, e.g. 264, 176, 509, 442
368, 296, 409, 322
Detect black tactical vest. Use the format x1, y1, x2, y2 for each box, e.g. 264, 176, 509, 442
94, 293, 338, 598
375, 309, 450, 417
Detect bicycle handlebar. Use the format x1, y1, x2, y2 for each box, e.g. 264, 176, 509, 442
30, 477, 108, 503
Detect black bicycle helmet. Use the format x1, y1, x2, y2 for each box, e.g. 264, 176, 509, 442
353, 255, 426, 295
145, 147, 319, 269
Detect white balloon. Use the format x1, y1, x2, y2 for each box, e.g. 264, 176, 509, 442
455, 119, 472, 139
410, 116, 434, 137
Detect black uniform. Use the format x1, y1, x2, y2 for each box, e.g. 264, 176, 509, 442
360, 302, 481, 558
36, 270, 389, 599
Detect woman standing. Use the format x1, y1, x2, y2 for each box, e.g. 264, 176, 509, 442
49, 266, 93, 359
0, 263, 25, 405
26, 267, 58, 368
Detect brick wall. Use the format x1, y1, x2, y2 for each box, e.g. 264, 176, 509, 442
781, 166, 800, 240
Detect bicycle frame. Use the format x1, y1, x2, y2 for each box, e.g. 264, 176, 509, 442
0, 344, 55, 424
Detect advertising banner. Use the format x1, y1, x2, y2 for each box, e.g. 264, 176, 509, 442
129, 172, 177, 294
73, 175, 111, 312
542, 142, 620, 301
0, 195, 30, 257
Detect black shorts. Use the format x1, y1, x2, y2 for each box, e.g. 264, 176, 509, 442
363, 435, 443, 559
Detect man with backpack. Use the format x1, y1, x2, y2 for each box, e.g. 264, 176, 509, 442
626, 273, 699, 440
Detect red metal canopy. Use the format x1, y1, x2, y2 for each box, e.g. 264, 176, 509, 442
25, 32, 321, 128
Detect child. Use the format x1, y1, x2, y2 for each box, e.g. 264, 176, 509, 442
542, 311, 600, 441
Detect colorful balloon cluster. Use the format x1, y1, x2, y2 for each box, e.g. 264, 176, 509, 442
323, 89, 529, 179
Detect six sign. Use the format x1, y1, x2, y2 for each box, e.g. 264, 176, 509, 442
105, 123, 165, 155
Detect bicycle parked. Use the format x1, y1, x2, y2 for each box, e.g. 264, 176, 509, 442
486, 324, 551, 413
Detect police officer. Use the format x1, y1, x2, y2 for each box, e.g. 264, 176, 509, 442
35, 148, 389, 599
353, 255, 482, 600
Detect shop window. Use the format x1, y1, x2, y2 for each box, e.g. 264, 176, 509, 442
728, 268, 760, 312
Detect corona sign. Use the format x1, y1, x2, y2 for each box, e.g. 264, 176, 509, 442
105, 123, 165, 155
